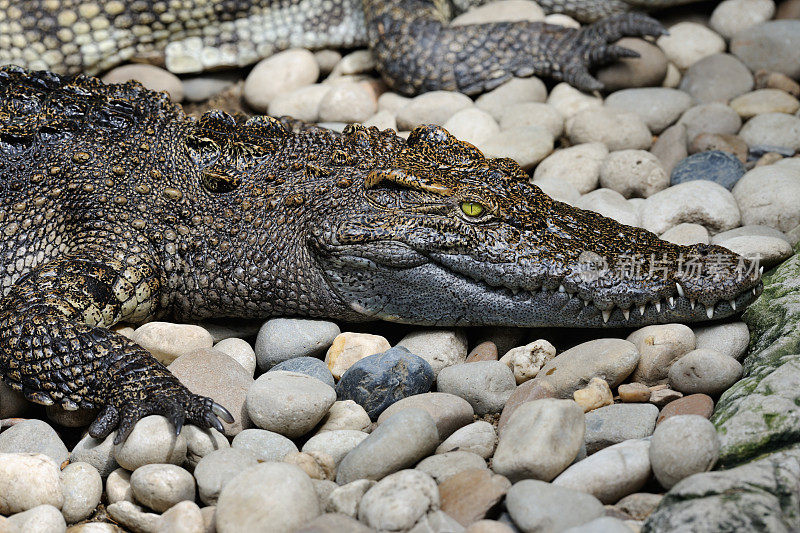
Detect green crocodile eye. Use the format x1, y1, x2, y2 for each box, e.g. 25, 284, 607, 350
461, 201, 485, 217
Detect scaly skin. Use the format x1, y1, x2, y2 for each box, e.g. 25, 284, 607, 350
0, 67, 762, 439
0, 0, 666, 94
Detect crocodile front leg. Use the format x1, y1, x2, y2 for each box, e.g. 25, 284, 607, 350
364, 1, 667, 94
0, 237, 232, 443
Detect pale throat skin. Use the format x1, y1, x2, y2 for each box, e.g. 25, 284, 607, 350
0, 67, 762, 443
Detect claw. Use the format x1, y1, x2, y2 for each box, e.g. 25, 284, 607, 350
205, 412, 225, 434
88, 404, 120, 440
212, 402, 234, 424
166, 404, 186, 437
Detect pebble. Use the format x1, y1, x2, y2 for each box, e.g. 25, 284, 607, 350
564, 517, 632, 533
657, 394, 715, 425
657, 22, 726, 70
377, 92, 411, 115
46, 405, 97, 428
325, 332, 391, 379
113, 416, 187, 471
478, 126, 555, 170
182, 72, 238, 102
336, 408, 439, 484
532, 175, 581, 205
649, 415, 720, 489
396, 91, 474, 130
671, 150, 746, 191
102, 64, 184, 102
106, 468, 133, 504
618, 383, 652, 403
689, 133, 749, 163
131, 322, 213, 365
0, 453, 63, 514
299, 512, 373, 532
465, 520, 516, 533
573, 377, 614, 413
315, 400, 372, 433
60, 462, 103, 523
357, 470, 439, 531
497, 102, 564, 137
600, 150, 669, 198
106, 501, 159, 533
317, 82, 377, 123
396, 329, 468, 378
466, 341, 498, 362
627, 324, 696, 386
130, 463, 195, 513
157, 500, 205, 533
754, 70, 800, 97
717, 235, 793, 267
194, 448, 258, 506
567, 108, 652, 151
730, 89, 800, 119
246, 371, 336, 438
678, 53, 754, 104
213, 338, 257, 377
662, 62, 682, 88
329, 50, 376, 77
254, 318, 339, 370
584, 403, 659, 454
182, 425, 230, 467
451, 0, 545, 24
326, 479, 375, 517
615, 492, 663, 521
668, 349, 743, 395
443, 108, 501, 147
270, 356, 335, 388
284, 451, 335, 481
649, 387, 684, 407
216, 462, 320, 533
639, 180, 741, 235
731, 20, 800, 79
660, 223, 711, 245
230, 429, 298, 462
678, 103, 742, 142
200, 321, 260, 343
605, 88, 692, 134
436, 421, 497, 459
0, 419, 69, 464
693, 321, 750, 360
596, 38, 669, 91
70, 433, 118, 478
546, 82, 603, 119
710, 0, 775, 38
505, 480, 605, 533
732, 164, 800, 232
168, 348, 253, 435
416, 451, 487, 484
575, 189, 640, 227
553, 439, 651, 504
475, 77, 547, 119
739, 112, 800, 152
6, 504, 66, 533
437, 361, 516, 415
440, 469, 511, 526
376, 392, 473, 440
493, 399, 585, 482
650, 123, 688, 176
532, 143, 607, 194
243, 49, 320, 112
302, 430, 369, 468
361, 109, 396, 131
498, 339, 556, 385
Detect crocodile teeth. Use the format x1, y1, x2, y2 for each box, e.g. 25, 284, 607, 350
584, 299, 590, 307
602, 309, 612, 323
638, 304, 646, 316
558, 284, 566, 293
730, 299, 737, 311
676, 283, 685, 297
655, 301, 661, 313
668, 296, 675, 307
706, 304, 714, 319
511, 288, 520, 295
690, 298, 696, 310
760, 266, 764, 275
622, 309, 630, 320
753, 287, 757, 295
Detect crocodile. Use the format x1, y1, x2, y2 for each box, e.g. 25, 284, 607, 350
0, 66, 762, 441
1, 0, 671, 94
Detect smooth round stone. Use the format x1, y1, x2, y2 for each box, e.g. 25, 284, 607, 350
498, 339, 557, 385
712, 224, 790, 245
436, 361, 516, 416
640, 180, 741, 235
130, 464, 195, 513
465, 520, 516, 533
70, 433, 118, 478
596, 38, 669, 91
710, 0, 775, 38
182, 72, 238, 102
255, 318, 339, 371
243, 49, 319, 112
717, 235, 793, 267
0, 419, 68, 464
493, 399, 585, 482
378, 92, 412, 114
102, 64, 184, 102
440, 468, 511, 527
693, 322, 750, 360
183, 426, 229, 469
106, 468, 133, 504
475, 77, 548, 119
213, 337, 257, 377
396, 329, 468, 379
416, 451, 487, 484
566, 108, 652, 151
300, 513, 372, 532
169, 348, 254, 435
336, 346, 435, 420
731, 20, 800, 79
302, 430, 369, 468
662, 62, 682, 88
336, 408, 439, 485
358, 470, 439, 531
113, 416, 187, 471
533, 143, 607, 194
195, 448, 258, 506
0, 453, 63, 514
532, 175, 581, 204
396, 91, 474, 130
377, 392, 474, 440
326, 479, 376, 517
563, 517, 632, 533
497, 102, 564, 137
318, 82, 377, 123
678, 53, 754, 104
61, 462, 103, 523
106, 501, 159, 533
668, 349, 743, 395
678, 103, 743, 142
584, 403, 659, 454
329, 49, 376, 76
157, 500, 204, 533
315, 400, 372, 433
6, 504, 66, 533
657, 22, 726, 70
466, 341, 499, 363
553, 439, 651, 504
575, 188, 639, 227
451, 0, 545, 24
547, 82, 603, 119
755, 70, 800, 96
689, 132, 748, 163
618, 383, 652, 403
660, 223, 711, 245
600, 150, 669, 198
478, 126, 554, 170
286, 451, 334, 483
436, 421, 497, 459
739, 112, 800, 152
730, 89, 800, 119
657, 394, 715, 425
671, 151, 746, 191
605, 88, 692, 134
650, 415, 720, 489
231, 429, 298, 462
443, 108, 500, 147
270, 356, 335, 388
325, 332, 391, 380
650, 123, 688, 176
627, 324, 696, 386
131, 322, 213, 365
505, 480, 604, 533
733, 165, 800, 232
362, 109, 397, 130
573, 378, 613, 413
216, 462, 320, 533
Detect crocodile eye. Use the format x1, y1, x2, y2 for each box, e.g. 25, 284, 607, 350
460, 201, 485, 217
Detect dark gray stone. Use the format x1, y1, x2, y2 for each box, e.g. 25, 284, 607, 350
670, 150, 746, 190
270, 356, 335, 387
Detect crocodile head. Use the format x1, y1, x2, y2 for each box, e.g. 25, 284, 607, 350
310, 124, 763, 327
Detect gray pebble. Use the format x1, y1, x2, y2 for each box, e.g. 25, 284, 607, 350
302, 430, 369, 469
678, 103, 742, 142
396, 329, 468, 378
376, 392, 474, 440
668, 349, 743, 395
639, 180, 741, 235
60, 462, 103, 524
157, 500, 205, 533
315, 400, 372, 433
475, 77, 547, 119
732, 164, 800, 233
505, 480, 604, 533
113, 416, 187, 471
325, 479, 376, 517
584, 403, 659, 454
627, 324, 696, 386
605, 88, 692, 134
416, 450, 486, 484
563, 516, 632, 533
567, 108, 652, 151
678, 54, 754, 104
106, 501, 159, 533
242, 49, 319, 112
182, 425, 230, 470
230, 429, 298, 462
739, 112, 800, 153
255, 318, 340, 370
102, 64, 184, 102
396, 91, 474, 130
0, 419, 69, 464
693, 322, 750, 361
213, 337, 257, 377
7, 504, 66, 533
181, 73, 238, 102
436, 421, 497, 459
437, 361, 516, 415
533, 142, 607, 195
599, 150, 669, 199
650, 415, 720, 489
731, 20, 800, 79
0, 453, 63, 515
358, 470, 439, 532
650, 123, 688, 176
716, 235, 793, 268
195, 448, 258, 506
270, 356, 335, 387
70, 433, 119, 478
660, 223, 710, 246
296, 512, 373, 533
106, 468, 133, 505
130, 463, 195, 513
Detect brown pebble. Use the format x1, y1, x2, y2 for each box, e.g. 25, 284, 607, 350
649, 387, 683, 407
657, 393, 714, 425
615, 492, 664, 520
688, 133, 748, 163
497, 380, 556, 434
440, 468, 511, 526
618, 382, 652, 403
755, 152, 784, 167
467, 341, 499, 362
465, 519, 517, 533
754, 69, 800, 97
